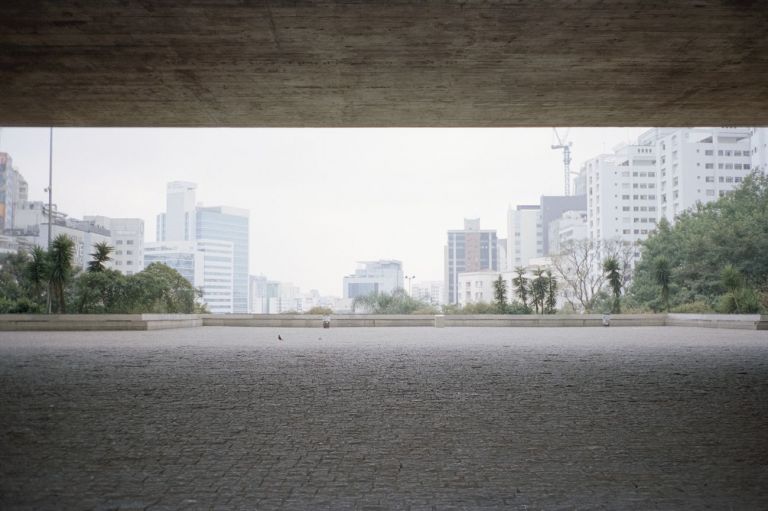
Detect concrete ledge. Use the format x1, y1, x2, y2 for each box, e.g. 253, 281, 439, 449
201, 314, 436, 328
666, 313, 765, 330
0, 314, 203, 331
0, 313, 764, 331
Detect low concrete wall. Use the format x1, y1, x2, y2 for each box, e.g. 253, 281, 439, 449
0, 313, 764, 331
201, 314, 436, 328
441, 314, 668, 328
0, 314, 203, 331
666, 313, 766, 330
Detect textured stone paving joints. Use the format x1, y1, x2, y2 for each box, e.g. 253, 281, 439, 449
1, 327, 767, 510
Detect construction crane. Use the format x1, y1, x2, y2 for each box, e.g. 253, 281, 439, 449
551, 128, 573, 196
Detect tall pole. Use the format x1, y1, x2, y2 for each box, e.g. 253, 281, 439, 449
46, 127, 53, 314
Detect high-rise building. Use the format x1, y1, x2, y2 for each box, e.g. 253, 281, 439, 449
497, 238, 508, 272
196, 206, 249, 313
506, 206, 541, 270
750, 127, 768, 174
343, 260, 404, 299
37, 219, 112, 270
444, 218, 497, 304
579, 127, 754, 258
84, 216, 144, 275
156, 182, 250, 313
144, 241, 204, 290
196, 238, 235, 313
548, 210, 588, 256
539, 195, 587, 255
157, 181, 196, 242
0, 152, 24, 232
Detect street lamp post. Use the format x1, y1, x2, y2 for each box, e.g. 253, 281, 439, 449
46, 127, 53, 314
404, 275, 416, 296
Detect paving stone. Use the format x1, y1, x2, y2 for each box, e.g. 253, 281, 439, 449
0, 327, 767, 509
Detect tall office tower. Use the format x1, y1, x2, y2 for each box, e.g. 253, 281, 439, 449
157, 181, 196, 242
539, 195, 587, 255
196, 238, 235, 313
506, 206, 541, 270
750, 127, 768, 174
444, 218, 498, 304
196, 206, 249, 313
343, 260, 404, 299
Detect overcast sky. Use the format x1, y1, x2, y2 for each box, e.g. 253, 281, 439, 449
0, 127, 649, 296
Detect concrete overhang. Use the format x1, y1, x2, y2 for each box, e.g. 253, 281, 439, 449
1, 1, 767, 127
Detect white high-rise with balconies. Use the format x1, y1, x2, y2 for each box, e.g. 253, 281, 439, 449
579, 127, 754, 257
750, 127, 768, 174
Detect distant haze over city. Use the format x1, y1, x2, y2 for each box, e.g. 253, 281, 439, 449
0, 128, 649, 296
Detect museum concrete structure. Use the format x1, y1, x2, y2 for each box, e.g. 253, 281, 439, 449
1, 2, 768, 510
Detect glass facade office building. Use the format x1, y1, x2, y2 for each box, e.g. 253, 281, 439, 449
196, 207, 249, 313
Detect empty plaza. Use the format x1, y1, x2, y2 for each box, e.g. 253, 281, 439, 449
1, 326, 767, 510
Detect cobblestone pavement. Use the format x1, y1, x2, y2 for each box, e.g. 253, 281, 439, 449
1, 327, 767, 510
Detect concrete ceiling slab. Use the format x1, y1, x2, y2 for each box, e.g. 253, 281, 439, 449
1, 1, 767, 127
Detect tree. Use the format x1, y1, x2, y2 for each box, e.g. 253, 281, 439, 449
530, 267, 547, 314
653, 256, 671, 312
48, 235, 75, 313
0, 251, 29, 302
552, 238, 634, 313
512, 267, 531, 312
126, 263, 201, 313
87, 242, 114, 273
544, 270, 558, 314
718, 264, 760, 313
25, 246, 49, 305
74, 269, 127, 313
307, 306, 333, 315
603, 257, 623, 313
352, 288, 430, 314
493, 275, 508, 313
630, 172, 768, 310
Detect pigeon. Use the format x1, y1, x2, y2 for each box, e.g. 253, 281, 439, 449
278, 334, 283, 341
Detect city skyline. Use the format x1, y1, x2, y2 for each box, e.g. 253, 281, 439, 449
1, 127, 650, 295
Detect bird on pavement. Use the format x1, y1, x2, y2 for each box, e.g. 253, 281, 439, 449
278, 334, 283, 341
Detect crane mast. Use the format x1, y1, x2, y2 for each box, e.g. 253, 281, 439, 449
551, 128, 573, 196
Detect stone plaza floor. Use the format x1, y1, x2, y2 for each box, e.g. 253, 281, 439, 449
1, 326, 767, 510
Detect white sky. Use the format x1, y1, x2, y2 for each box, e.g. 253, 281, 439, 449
0, 127, 649, 296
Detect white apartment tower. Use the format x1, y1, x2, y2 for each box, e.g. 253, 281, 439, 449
84, 216, 145, 275
506, 205, 542, 270
750, 127, 768, 174
580, 127, 754, 254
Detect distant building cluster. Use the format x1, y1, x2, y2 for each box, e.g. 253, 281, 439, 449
445, 126, 768, 306
2, 125, 766, 313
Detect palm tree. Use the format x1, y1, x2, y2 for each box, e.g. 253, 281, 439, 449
531, 267, 547, 314
25, 246, 49, 304
603, 257, 623, 313
87, 242, 114, 272
48, 234, 75, 313
512, 267, 530, 312
493, 275, 508, 313
545, 270, 558, 314
653, 256, 671, 312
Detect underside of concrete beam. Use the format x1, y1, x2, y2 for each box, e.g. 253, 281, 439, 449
1, 1, 767, 127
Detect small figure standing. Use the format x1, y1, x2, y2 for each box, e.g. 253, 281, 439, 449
322, 315, 331, 329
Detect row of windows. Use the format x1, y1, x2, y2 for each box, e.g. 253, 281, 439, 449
622, 229, 650, 235
704, 163, 750, 170
703, 149, 750, 157
622, 206, 657, 212
620, 194, 657, 200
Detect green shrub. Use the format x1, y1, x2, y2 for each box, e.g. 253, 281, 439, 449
671, 301, 715, 314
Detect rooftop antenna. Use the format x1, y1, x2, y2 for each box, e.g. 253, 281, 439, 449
551, 128, 573, 196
